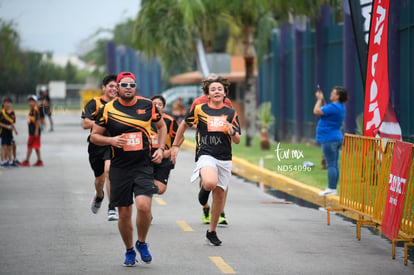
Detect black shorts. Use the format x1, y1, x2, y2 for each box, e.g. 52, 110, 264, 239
109, 165, 155, 207
39, 106, 51, 118
1, 135, 13, 146
153, 158, 174, 185
89, 155, 105, 177
88, 144, 110, 177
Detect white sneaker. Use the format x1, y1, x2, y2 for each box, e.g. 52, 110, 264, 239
108, 209, 118, 221
318, 188, 337, 196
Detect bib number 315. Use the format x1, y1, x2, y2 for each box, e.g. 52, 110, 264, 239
123, 132, 143, 151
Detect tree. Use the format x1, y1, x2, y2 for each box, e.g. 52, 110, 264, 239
219, 0, 278, 146
133, 0, 278, 146
0, 19, 23, 95
133, 0, 195, 78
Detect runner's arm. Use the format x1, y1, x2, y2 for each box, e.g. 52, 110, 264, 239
170, 120, 189, 165
90, 124, 126, 148
82, 118, 95, 130
152, 119, 167, 164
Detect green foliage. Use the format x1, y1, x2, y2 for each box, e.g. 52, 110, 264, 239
0, 18, 93, 95
0, 19, 23, 94
257, 101, 275, 130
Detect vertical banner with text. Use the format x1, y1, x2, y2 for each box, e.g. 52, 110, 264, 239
381, 141, 413, 239
363, 0, 390, 137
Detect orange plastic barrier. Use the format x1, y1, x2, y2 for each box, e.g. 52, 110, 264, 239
327, 134, 383, 235
327, 134, 414, 265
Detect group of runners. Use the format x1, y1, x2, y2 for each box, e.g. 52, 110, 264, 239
82, 71, 241, 266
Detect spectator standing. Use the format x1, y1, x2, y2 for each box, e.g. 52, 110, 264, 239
38, 89, 54, 132
313, 86, 348, 196
20, 95, 43, 167
0, 97, 18, 167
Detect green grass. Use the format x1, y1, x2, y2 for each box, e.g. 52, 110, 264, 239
187, 135, 336, 190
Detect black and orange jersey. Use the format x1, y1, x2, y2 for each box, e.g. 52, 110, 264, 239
0, 108, 16, 137
96, 96, 162, 168
150, 113, 178, 154
81, 96, 108, 121
82, 96, 110, 145
28, 106, 41, 136
186, 103, 241, 161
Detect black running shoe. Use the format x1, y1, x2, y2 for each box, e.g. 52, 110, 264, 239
218, 212, 228, 225
206, 230, 222, 246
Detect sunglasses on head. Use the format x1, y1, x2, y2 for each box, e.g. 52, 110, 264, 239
119, 82, 136, 88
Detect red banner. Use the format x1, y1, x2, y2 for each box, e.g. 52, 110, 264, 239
381, 141, 413, 239
363, 0, 390, 137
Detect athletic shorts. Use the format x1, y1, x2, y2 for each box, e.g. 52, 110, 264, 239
1, 136, 13, 146
28, 135, 41, 150
88, 146, 110, 177
153, 158, 174, 185
191, 155, 232, 191
109, 165, 155, 207
89, 155, 105, 177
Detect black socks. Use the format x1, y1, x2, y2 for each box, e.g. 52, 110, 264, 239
198, 186, 211, 206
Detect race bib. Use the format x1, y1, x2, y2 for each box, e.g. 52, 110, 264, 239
123, 132, 143, 151
151, 135, 159, 148
207, 116, 228, 132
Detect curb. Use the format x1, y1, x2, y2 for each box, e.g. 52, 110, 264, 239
181, 140, 359, 222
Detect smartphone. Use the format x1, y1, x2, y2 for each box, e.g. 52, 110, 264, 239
316, 84, 321, 91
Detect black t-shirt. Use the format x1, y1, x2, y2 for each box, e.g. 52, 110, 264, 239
0, 108, 15, 138
96, 96, 162, 168
186, 103, 241, 161
150, 113, 178, 154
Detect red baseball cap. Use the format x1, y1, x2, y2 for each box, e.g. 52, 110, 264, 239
3, 96, 12, 103
117, 72, 136, 83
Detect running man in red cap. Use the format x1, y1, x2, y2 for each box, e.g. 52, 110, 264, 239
91, 71, 167, 267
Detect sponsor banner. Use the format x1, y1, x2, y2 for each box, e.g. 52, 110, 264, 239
349, 0, 402, 140
381, 141, 413, 239
363, 0, 390, 137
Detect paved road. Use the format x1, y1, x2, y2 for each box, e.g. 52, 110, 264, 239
0, 111, 413, 274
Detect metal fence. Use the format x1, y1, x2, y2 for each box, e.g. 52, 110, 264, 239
259, 2, 414, 142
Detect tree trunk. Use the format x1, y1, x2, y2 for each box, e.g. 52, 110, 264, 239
243, 27, 257, 147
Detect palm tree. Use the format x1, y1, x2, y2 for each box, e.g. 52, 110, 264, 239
133, 0, 197, 78
220, 0, 279, 146
133, 0, 278, 146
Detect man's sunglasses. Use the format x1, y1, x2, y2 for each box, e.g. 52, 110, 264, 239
119, 82, 136, 88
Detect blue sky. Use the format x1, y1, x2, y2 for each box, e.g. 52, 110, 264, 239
0, 0, 141, 56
